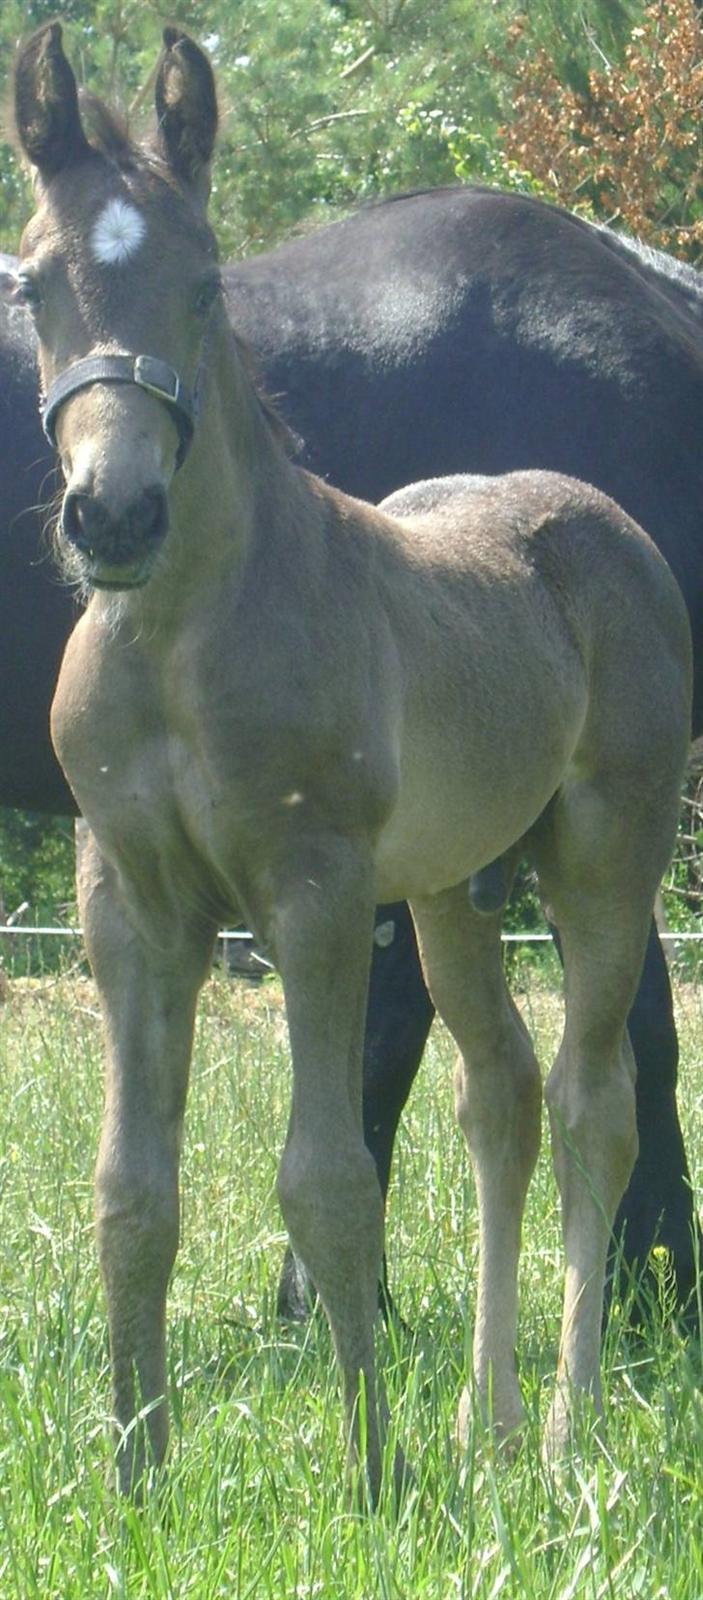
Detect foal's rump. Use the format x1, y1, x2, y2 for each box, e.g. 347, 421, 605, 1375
372, 469, 691, 902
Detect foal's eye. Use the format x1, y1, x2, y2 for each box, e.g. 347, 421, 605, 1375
15, 271, 43, 313
193, 274, 221, 316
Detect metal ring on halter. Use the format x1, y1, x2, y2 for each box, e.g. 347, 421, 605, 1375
41, 352, 196, 469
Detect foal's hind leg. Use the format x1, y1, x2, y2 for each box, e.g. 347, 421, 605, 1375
410, 878, 542, 1444
530, 780, 677, 1457
548, 914, 699, 1323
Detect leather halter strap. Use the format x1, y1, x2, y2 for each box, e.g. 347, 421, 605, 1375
41, 353, 196, 469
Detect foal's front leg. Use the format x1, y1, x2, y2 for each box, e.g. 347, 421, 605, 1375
77, 832, 214, 1492
271, 833, 389, 1504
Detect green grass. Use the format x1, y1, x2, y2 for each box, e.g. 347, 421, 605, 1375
1, 966, 703, 1597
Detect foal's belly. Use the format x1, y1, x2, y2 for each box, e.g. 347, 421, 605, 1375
373, 720, 578, 902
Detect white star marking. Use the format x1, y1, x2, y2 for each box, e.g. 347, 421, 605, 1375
91, 199, 147, 267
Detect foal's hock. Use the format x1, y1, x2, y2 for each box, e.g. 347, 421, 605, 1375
12, 22, 692, 1502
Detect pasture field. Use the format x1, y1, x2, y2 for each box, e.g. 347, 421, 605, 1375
1, 960, 702, 1598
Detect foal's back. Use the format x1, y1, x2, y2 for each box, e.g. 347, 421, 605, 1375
380, 469, 686, 672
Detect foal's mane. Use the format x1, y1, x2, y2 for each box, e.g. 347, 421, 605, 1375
77, 91, 136, 171
230, 331, 300, 455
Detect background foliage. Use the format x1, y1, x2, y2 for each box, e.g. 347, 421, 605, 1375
1, 0, 702, 933
1, 0, 669, 259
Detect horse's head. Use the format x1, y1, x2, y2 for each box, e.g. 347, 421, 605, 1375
12, 23, 221, 590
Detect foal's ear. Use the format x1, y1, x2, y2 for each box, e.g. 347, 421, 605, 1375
14, 22, 91, 181
154, 29, 218, 206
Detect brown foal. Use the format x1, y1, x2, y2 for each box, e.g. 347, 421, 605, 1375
10, 23, 691, 1502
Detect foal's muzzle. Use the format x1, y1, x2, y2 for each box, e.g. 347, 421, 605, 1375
44, 350, 198, 588
61, 484, 170, 589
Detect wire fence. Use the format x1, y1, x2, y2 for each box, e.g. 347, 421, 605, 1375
1, 922, 701, 989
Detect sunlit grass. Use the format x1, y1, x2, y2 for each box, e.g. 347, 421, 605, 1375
0, 965, 702, 1596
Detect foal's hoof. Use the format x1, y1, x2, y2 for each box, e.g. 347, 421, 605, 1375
542, 1395, 572, 1469
346, 1443, 415, 1515
457, 1383, 525, 1456
457, 1384, 472, 1449
542, 1384, 602, 1469
391, 1444, 416, 1511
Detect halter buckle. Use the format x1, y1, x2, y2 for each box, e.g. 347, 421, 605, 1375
134, 355, 182, 407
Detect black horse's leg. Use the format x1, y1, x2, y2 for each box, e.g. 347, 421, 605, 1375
362, 904, 436, 1323
275, 902, 435, 1324
609, 918, 700, 1318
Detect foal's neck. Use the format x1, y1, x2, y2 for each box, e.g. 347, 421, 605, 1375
206, 318, 296, 535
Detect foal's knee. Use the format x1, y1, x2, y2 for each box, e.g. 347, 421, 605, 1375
454, 1015, 542, 1167
277, 1132, 383, 1236
277, 1133, 384, 1298
546, 1040, 638, 1212
95, 1142, 179, 1294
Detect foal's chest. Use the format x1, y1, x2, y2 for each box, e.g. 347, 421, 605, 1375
53, 615, 386, 921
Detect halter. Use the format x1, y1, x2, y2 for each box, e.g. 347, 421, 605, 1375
41, 353, 196, 470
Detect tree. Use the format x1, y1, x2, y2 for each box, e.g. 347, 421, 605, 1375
499, 0, 703, 258
0, 808, 74, 920
0, 0, 535, 255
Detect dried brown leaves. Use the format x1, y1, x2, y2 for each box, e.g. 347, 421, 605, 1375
501, 0, 703, 256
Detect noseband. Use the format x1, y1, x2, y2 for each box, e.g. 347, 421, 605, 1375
41, 353, 196, 470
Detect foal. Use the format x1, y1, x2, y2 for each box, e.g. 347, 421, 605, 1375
12, 23, 691, 1501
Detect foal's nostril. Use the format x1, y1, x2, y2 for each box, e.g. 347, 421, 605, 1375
61, 491, 107, 555
134, 486, 169, 546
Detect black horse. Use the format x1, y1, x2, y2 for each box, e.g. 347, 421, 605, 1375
2, 186, 701, 1315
